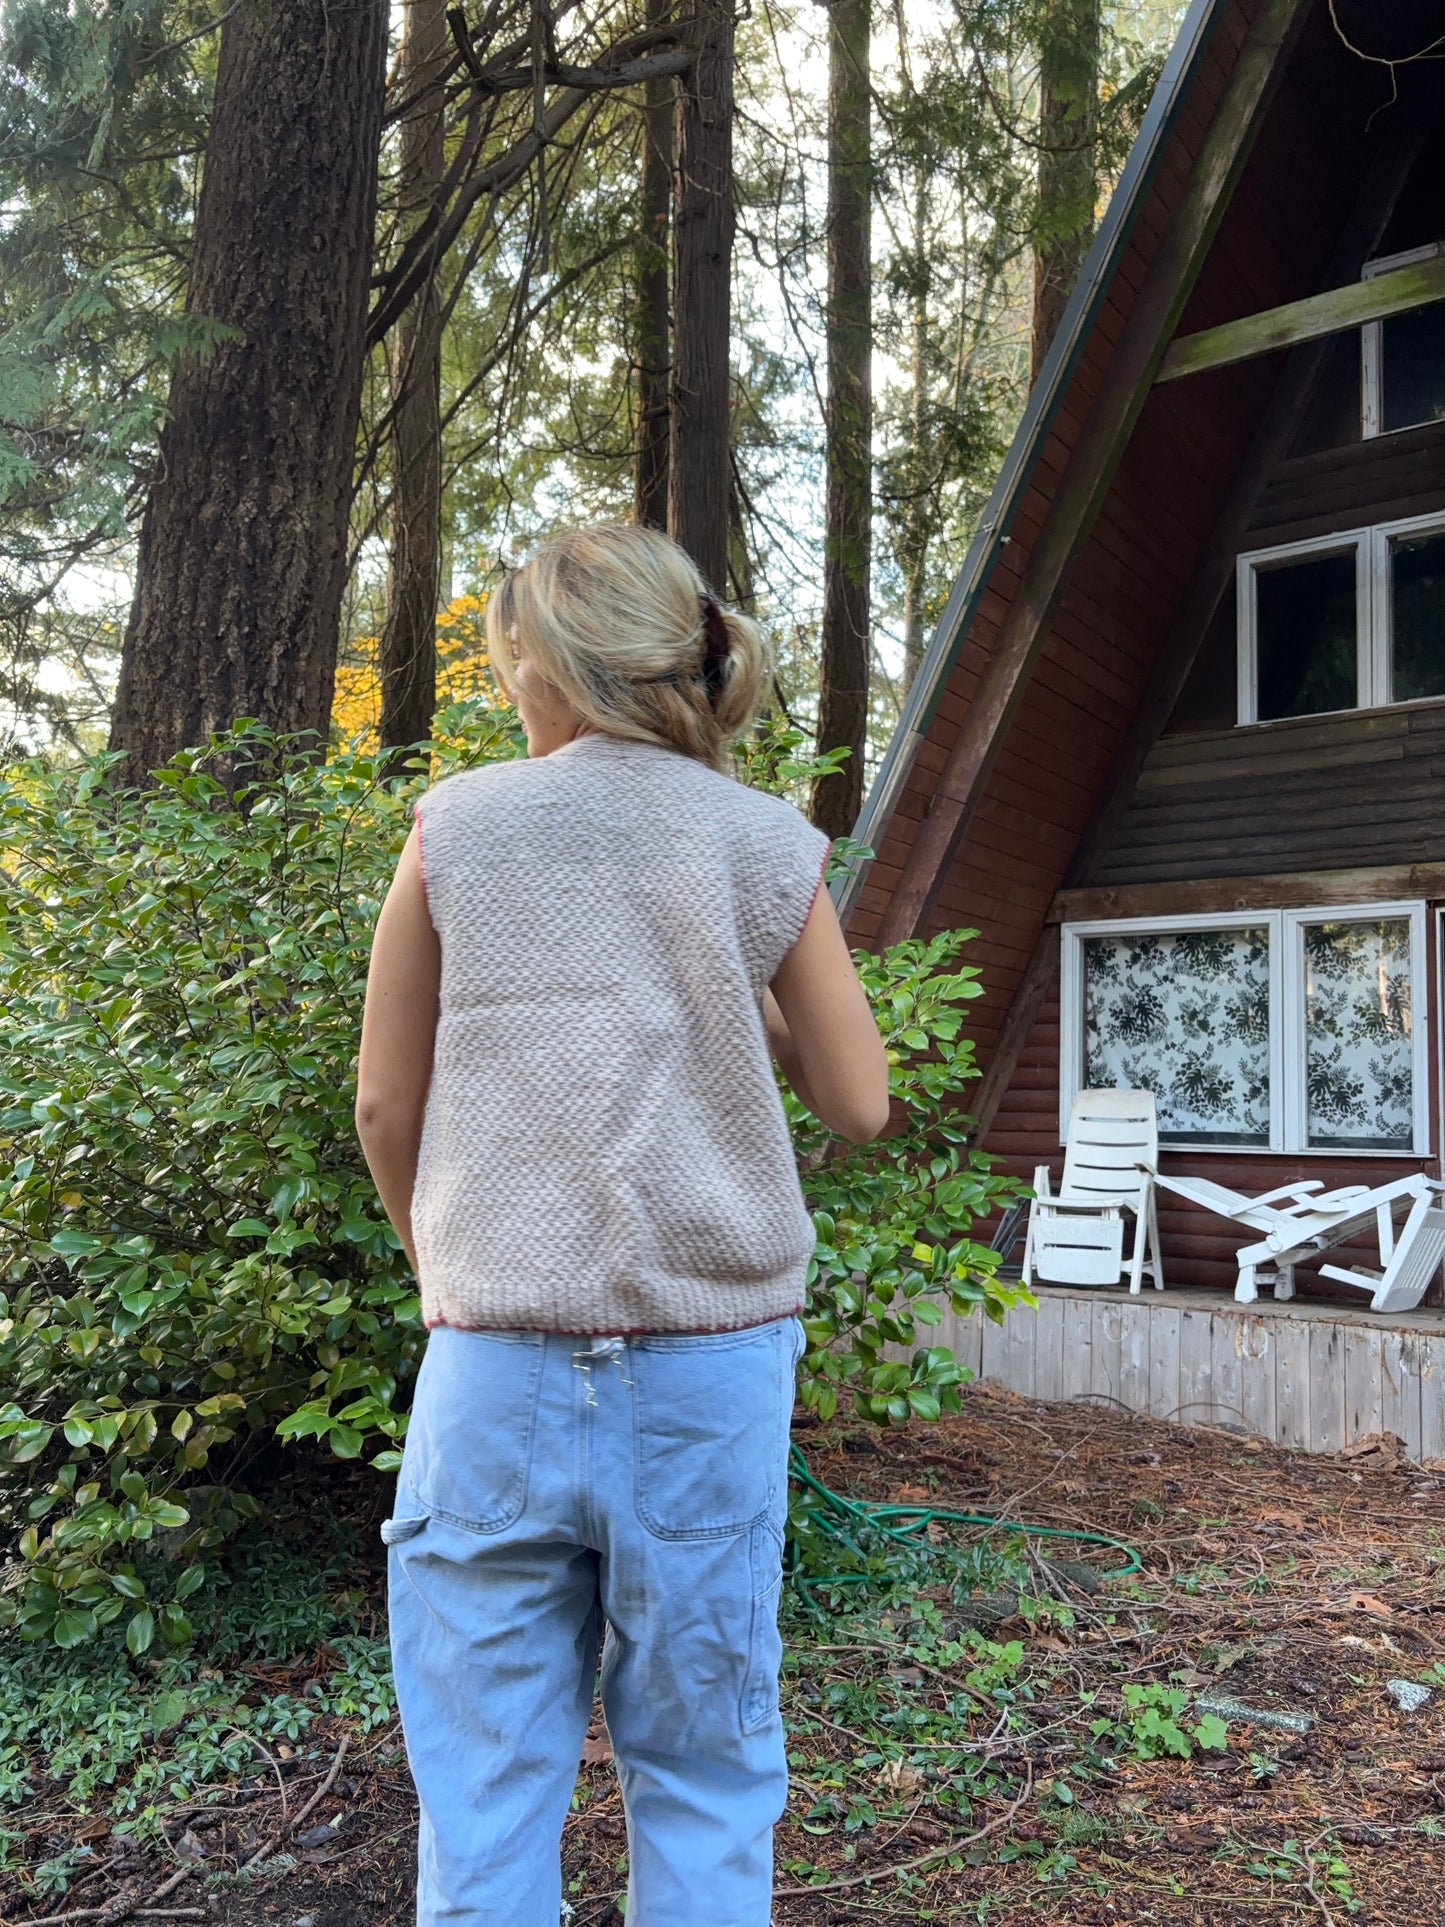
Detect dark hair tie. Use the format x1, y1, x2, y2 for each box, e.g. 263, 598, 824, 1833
700, 592, 730, 705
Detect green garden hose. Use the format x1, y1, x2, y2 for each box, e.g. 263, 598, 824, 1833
788, 1444, 1143, 1588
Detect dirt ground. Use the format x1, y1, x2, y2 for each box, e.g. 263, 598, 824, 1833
9, 1383, 1445, 1926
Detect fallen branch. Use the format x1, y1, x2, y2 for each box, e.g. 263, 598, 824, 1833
237, 1731, 351, 1874
773, 1765, 1033, 1898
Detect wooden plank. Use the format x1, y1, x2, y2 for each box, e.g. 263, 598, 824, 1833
1178, 1305, 1215, 1425
1308, 1321, 1347, 1453
1209, 1312, 1245, 1431
1091, 1299, 1126, 1409
1380, 1330, 1423, 1463
1274, 1318, 1311, 1452
1148, 1303, 1182, 1419
1237, 1315, 1277, 1441
1420, 1334, 1445, 1462
979, 1309, 1009, 1385
1000, 1298, 1037, 1399
946, 1307, 985, 1382
1119, 1299, 1151, 1415
1061, 1294, 1093, 1403
1158, 253, 1445, 383
1049, 863, 1445, 925
1032, 1289, 1066, 1403
876, 0, 1311, 948
1343, 1324, 1384, 1447
973, 929, 1060, 1146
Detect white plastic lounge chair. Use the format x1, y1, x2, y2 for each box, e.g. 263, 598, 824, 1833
1024, 1090, 1162, 1294
1318, 1197, 1445, 1314
1157, 1170, 1442, 1303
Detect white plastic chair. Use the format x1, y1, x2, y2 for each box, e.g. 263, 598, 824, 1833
1318, 1197, 1445, 1314
1157, 1170, 1441, 1303
1023, 1090, 1162, 1294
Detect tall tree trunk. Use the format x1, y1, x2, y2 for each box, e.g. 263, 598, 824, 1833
634, 0, 673, 529
667, 0, 733, 589
1031, 0, 1099, 384
900, 172, 930, 698
812, 0, 871, 840
379, 0, 450, 755
110, 0, 387, 774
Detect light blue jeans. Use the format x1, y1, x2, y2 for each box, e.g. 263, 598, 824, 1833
382, 1314, 806, 1925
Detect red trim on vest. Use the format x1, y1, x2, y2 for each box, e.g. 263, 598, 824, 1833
425, 1305, 802, 1339
412, 800, 431, 916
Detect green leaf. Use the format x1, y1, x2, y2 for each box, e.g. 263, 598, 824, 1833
126, 1607, 156, 1655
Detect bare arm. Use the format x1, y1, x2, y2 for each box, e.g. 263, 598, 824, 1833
765, 885, 891, 1143
355, 829, 441, 1275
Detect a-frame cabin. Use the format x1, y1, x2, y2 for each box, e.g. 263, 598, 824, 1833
842, 0, 1445, 1451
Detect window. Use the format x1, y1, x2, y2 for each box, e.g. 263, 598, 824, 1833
1060, 903, 1428, 1153
1237, 513, 1445, 724
1363, 246, 1445, 439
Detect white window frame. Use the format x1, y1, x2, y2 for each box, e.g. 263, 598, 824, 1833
1236, 528, 1370, 725
1370, 510, 1445, 706
1362, 242, 1445, 440
1060, 901, 1429, 1156
1237, 510, 1445, 724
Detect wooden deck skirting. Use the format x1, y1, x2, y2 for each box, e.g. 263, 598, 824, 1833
934, 1286, 1445, 1460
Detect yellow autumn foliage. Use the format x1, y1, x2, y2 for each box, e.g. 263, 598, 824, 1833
332, 594, 504, 747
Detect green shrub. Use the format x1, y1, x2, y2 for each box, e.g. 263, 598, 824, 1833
0, 717, 1024, 1647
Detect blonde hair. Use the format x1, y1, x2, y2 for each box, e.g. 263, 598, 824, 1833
485, 523, 772, 772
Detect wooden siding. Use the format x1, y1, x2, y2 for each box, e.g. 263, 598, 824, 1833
935, 1286, 1445, 1459
1094, 702, 1445, 883
1096, 423, 1445, 885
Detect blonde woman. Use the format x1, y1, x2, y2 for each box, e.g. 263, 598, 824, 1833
356, 523, 890, 1925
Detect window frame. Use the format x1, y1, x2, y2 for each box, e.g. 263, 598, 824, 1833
1236, 510, 1445, 725
1060, 901, 1429, 1156
1362, 241, 1445, 441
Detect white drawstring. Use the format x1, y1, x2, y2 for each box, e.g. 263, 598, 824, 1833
571, 1334, 632, 1402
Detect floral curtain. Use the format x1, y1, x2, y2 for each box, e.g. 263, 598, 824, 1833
1303, 918, 1413, 1148
1083, 928, 1271, 1144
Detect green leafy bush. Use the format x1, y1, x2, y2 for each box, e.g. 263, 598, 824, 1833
0, 717, 1023, 1647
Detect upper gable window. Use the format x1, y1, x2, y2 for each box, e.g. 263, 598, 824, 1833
1363, 244, 1445, 438
1237, 512, 1445, 725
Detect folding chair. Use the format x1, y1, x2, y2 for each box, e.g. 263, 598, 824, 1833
1023, 1090, 1162, 1294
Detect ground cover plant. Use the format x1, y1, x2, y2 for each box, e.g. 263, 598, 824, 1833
0, 719, 1024, 1650
3, 1389, 1444, 1924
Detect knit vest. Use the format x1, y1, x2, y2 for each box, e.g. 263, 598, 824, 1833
410, 731, 832, 1334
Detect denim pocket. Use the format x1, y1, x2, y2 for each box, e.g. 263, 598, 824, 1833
401, 1328, 545, 1534
741, 1514, 786, 1734
632, 1323, 787, 1541
380, 1513, 427, 1546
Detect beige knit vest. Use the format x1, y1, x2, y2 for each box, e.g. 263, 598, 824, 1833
410, 731, 832, 1334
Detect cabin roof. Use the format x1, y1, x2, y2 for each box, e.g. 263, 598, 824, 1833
839, 0, 1442, 955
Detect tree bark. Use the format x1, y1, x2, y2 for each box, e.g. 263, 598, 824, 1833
110, 0, 387, 775
900, 172, 929, 698
1031, 0, 1099, 384
667, 0, 733, 589
812, 0, 872, 840
379, 0, 450, 755
634, 0, 673, 529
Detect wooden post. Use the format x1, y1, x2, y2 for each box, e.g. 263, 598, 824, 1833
876, 0, 1309, 949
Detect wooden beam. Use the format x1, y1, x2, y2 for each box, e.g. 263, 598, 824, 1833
1158, 253, 1445, 383
876, 0, 1310, 951
959, 115, 1428, 1152
1050, 864, 1445, 925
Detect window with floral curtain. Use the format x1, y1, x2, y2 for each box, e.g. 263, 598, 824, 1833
1303, 917, 1414, 1149
1083, 927, 1271, 1144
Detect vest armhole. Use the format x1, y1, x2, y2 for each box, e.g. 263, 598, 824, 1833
412, 800, 431, 919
